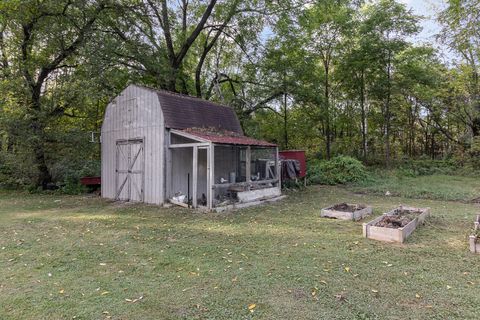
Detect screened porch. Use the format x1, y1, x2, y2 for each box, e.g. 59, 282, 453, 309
167, 129, 281, 211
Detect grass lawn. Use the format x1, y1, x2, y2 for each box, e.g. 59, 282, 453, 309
1, 183, 479, 319
351, 172, 480, 201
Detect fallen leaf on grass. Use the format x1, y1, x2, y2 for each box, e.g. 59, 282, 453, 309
344, 267, 350, 272
59, 289, 64, 294
125, 296, 143, 303
248, 304, 256, 312
101, 291, 109, 295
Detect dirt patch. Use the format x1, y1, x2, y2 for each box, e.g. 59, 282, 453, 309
290, 288, 308, 300
374, 209, 423, 229
331, 203, 366, 212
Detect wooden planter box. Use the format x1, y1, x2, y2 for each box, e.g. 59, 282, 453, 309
470, 236, 480, 254
363, 206, 430, 243
321, 203, 372, 221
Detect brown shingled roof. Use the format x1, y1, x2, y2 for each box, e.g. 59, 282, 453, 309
136, 85, 243, 134
183, 128, 276, 147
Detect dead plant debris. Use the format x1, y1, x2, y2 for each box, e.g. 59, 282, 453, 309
374, 209, 423, 229
331, 203, 366, 212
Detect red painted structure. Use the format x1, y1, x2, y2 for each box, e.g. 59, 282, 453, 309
279, 150, 306, 178
80, 176, 101, 186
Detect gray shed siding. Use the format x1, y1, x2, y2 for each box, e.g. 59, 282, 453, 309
169, 147, 208, 200
101, 85, 165, 204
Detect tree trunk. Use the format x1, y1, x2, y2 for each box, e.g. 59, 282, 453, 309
30, 96, 52, 188
384, 49, 392, 168
324, 60, 331, 159
431, 132, 435, 160
283, 92, 288, 149
360, 70, 367, 160
167, 66, 178, 92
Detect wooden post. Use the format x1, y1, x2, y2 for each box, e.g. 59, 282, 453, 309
208, 144, 215, 210
127, 143, 132, 201
165, 131, 172, 201
115, 142, 119, 200
192, 146, 198, 208
246, 146, 251, 189
141, 139, 145, 202
206, 145, 210, 210
275, 147, 280, 188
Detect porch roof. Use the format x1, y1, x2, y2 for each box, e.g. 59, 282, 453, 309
180, 128, 276, 147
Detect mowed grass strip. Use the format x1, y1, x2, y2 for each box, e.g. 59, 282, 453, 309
351, 172, 480, 201
0, 186, 479, 319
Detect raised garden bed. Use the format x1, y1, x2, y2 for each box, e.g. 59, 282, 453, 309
469, 215, 480, 254
321, 203, 372, 221
363, 206, 430, 243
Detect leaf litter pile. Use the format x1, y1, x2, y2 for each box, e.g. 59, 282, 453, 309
374, 208, 424, 229
331, 203, 366, 213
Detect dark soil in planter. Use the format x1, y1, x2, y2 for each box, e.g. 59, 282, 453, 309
374, 209, 423, 229
331, 203, 366, 212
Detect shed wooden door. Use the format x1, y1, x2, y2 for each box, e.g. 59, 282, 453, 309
115, 138, 144, 202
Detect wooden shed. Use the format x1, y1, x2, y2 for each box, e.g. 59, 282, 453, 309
101, 84, 281, 211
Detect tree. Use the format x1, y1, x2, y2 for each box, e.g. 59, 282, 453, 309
0, 0, 112, 187
360, 0, 419, 166
439, 0, 480, 138
111, 0, 274, 95
300, 0, 355, 159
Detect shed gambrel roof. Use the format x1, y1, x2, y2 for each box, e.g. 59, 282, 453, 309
135, 85, 243, 134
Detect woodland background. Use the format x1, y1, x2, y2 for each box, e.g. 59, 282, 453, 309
0, 0, 479, 190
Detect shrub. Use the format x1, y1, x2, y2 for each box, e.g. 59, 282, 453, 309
282, 178, 306, 190
307, 156, 368, 185
397, 159, 459, 177
57, 160, 100, 194
0, 150, 38, 189
467, 136, 480, 168
61, 172, 87, 195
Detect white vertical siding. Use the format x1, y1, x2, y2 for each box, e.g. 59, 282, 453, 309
169, 146, 208, 202
101, 85, 165, 204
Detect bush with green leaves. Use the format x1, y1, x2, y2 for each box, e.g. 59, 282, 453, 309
467, 136, 480, 169
307, 156, 368, 185
0, 150, 38, 189
396, 159, 458, 176
55, 159, 100, 194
